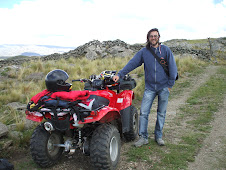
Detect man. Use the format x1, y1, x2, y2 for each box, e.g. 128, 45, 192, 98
113, 28, 177, 147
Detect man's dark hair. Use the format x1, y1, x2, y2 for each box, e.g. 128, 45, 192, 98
146, 28, 160, 48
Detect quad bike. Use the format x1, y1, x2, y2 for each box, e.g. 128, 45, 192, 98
25, 70, 138, 170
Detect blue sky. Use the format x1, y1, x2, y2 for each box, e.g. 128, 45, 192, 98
0, 0, 225, 47
0, 0, 30, 8
213, 0, 224, 4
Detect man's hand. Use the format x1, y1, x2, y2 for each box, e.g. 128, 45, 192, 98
168, 88, 171, 92
113, 75, 119, 82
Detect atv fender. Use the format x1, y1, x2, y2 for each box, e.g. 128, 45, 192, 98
79, 106, 120, 124
120, 106, 132, 133
116, 90, 134, 110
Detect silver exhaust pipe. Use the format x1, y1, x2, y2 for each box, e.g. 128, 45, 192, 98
44, 122, 54, 131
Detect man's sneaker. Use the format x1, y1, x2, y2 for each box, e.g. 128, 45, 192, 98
155, 138, 165, 146
134, 136, 148, 147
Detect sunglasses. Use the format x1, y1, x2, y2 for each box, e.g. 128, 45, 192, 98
149, 35, 159, 38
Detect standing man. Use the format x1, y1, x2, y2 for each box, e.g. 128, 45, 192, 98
113, 28, 177, 147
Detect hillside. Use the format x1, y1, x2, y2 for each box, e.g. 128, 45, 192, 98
0, 37, 225, 67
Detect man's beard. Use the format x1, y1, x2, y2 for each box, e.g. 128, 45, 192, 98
150, 39, 159, 47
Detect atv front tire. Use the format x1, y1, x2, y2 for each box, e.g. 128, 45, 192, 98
123, 105, 138, 141
90, 124, 121, 170
30, 123, 63, 168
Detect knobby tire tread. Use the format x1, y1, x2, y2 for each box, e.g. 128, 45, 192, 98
123, 105, 138, 141
90, 124, 121, 170
30, 123, 63, 168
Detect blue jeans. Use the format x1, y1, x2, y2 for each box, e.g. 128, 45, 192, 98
139, 87, 170, 139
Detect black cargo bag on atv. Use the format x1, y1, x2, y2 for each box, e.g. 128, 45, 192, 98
118, 78, 136, 90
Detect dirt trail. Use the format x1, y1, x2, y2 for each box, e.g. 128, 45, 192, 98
167, 65, 218, 118
188, 95, 226, 170
10, 65, 225, 170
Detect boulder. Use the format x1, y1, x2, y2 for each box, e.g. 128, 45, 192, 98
0, 122, 8, 138
85, 49, 99, 60
6, 102, 27, 110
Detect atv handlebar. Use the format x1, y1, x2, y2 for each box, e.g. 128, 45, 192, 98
71, 70, 136, 91
72, 70, 117, 83
72, 79, 91, 83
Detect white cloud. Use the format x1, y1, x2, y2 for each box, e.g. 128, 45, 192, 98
0, 0, 225, 47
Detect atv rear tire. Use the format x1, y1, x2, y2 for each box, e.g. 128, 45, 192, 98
90, 124, 121, 170
30, 123, 63, 168
123, 105, 138, 141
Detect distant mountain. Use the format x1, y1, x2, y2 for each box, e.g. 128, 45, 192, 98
0, 44, 75, 57
21, 52, 42, 56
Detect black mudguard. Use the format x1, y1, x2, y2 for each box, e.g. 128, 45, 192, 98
120, 106, 132, 133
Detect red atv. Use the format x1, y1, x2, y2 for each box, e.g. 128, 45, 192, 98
25, 70, 138, 170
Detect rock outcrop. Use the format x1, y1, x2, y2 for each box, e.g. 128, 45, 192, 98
0, 38, 225, 67
163, 37, 226, 59
42, 39, 138, 61
0, 122, 8, 138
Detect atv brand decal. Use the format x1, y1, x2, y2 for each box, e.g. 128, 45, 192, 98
108, 92, 113, 97
78, 99, 95, 110
117, 98, 123, 103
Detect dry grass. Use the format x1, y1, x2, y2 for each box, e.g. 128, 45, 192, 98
0, 55, 208, 126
